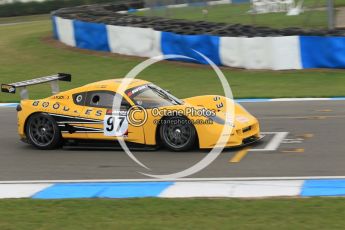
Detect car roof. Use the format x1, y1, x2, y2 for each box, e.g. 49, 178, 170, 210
83, 78, 150, 91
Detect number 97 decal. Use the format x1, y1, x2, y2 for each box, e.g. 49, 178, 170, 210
103, 115, 128, 137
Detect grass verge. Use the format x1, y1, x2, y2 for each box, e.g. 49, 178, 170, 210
0, 14, 49, 24
0, 198, 345, 230
136, 3, 330, 29
0, 17, 344, 103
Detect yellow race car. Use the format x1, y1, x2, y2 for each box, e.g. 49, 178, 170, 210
1, 74, 260, 151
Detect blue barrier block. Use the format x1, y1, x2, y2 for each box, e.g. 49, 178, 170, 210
127, 8, 138, 13
232, 0, 250, 4
52, 16, 58, 40
99, 182, 173, 198
33, 182, 173, 199
331, 97, 345, 100
73, 20, 110, 52
301, 180, 345, 197
161, 32, 221, 65
300, 36, 345, 69
33, 183, 106, 199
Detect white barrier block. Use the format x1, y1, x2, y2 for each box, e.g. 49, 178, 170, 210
167, 4, 188, 8
242, 37, 272, 69
230, 180, 303, 197
106, 25, 162, 58
220, 36, 302, 70
55, 17, 76, 47
137, 8, 150, 12
160, 182, 234, 197
0, 184, 52, 199
159, 180, 303, 198
219, 37, 243, 68
270, 36, 302, 70
220, 37, 272, 69
208, 0, 232, 6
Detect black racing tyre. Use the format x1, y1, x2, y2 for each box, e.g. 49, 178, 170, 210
26, 113, 62, 150
159, 116, 196, 152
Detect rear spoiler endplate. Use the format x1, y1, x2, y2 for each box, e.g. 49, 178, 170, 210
1, 73, 71, 99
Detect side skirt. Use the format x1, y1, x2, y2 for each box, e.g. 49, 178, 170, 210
63, 139, 159, 151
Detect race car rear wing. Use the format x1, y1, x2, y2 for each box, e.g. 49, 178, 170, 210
1, 73, 71, 99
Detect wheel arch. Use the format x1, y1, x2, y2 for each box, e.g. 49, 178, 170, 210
24, 112, 60, 136
24, 112, 63, 150
24, 112, 42, 136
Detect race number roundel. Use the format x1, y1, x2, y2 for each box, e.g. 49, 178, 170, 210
103, 113, 128, 137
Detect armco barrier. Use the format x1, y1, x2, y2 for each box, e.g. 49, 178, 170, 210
52, 2, 345, 70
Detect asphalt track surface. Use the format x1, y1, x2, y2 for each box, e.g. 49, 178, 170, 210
0, 101, 344, 181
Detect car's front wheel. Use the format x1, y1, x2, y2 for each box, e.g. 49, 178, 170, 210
159, 116, 196, 151
26, 113, 62, 150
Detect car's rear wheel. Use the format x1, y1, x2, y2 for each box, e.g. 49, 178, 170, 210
159, 116, 196, 151
26, 113, 62, 150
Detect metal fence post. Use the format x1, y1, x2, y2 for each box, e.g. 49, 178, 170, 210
327, 0, 335, 29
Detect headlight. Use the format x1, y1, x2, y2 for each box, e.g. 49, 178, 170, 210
236, 115, 250, 123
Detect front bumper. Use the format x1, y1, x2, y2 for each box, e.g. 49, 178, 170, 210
238, 134, 264, 147
200, 122, 261, 149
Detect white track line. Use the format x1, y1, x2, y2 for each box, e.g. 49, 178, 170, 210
1, 176, 345, 184
249, 132, 289, 152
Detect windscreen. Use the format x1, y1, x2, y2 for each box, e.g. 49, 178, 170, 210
126, 84, 183, 109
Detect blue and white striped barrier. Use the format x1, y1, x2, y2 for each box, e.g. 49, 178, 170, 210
1, 179, 345, 199
52, 13, 345, 70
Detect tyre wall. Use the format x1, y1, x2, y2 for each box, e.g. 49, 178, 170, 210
52, 1, 345, 70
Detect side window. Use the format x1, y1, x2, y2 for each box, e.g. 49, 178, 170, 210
73, 92, 86, 106
85, 91, 131, 109
120, 98, 131, 109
